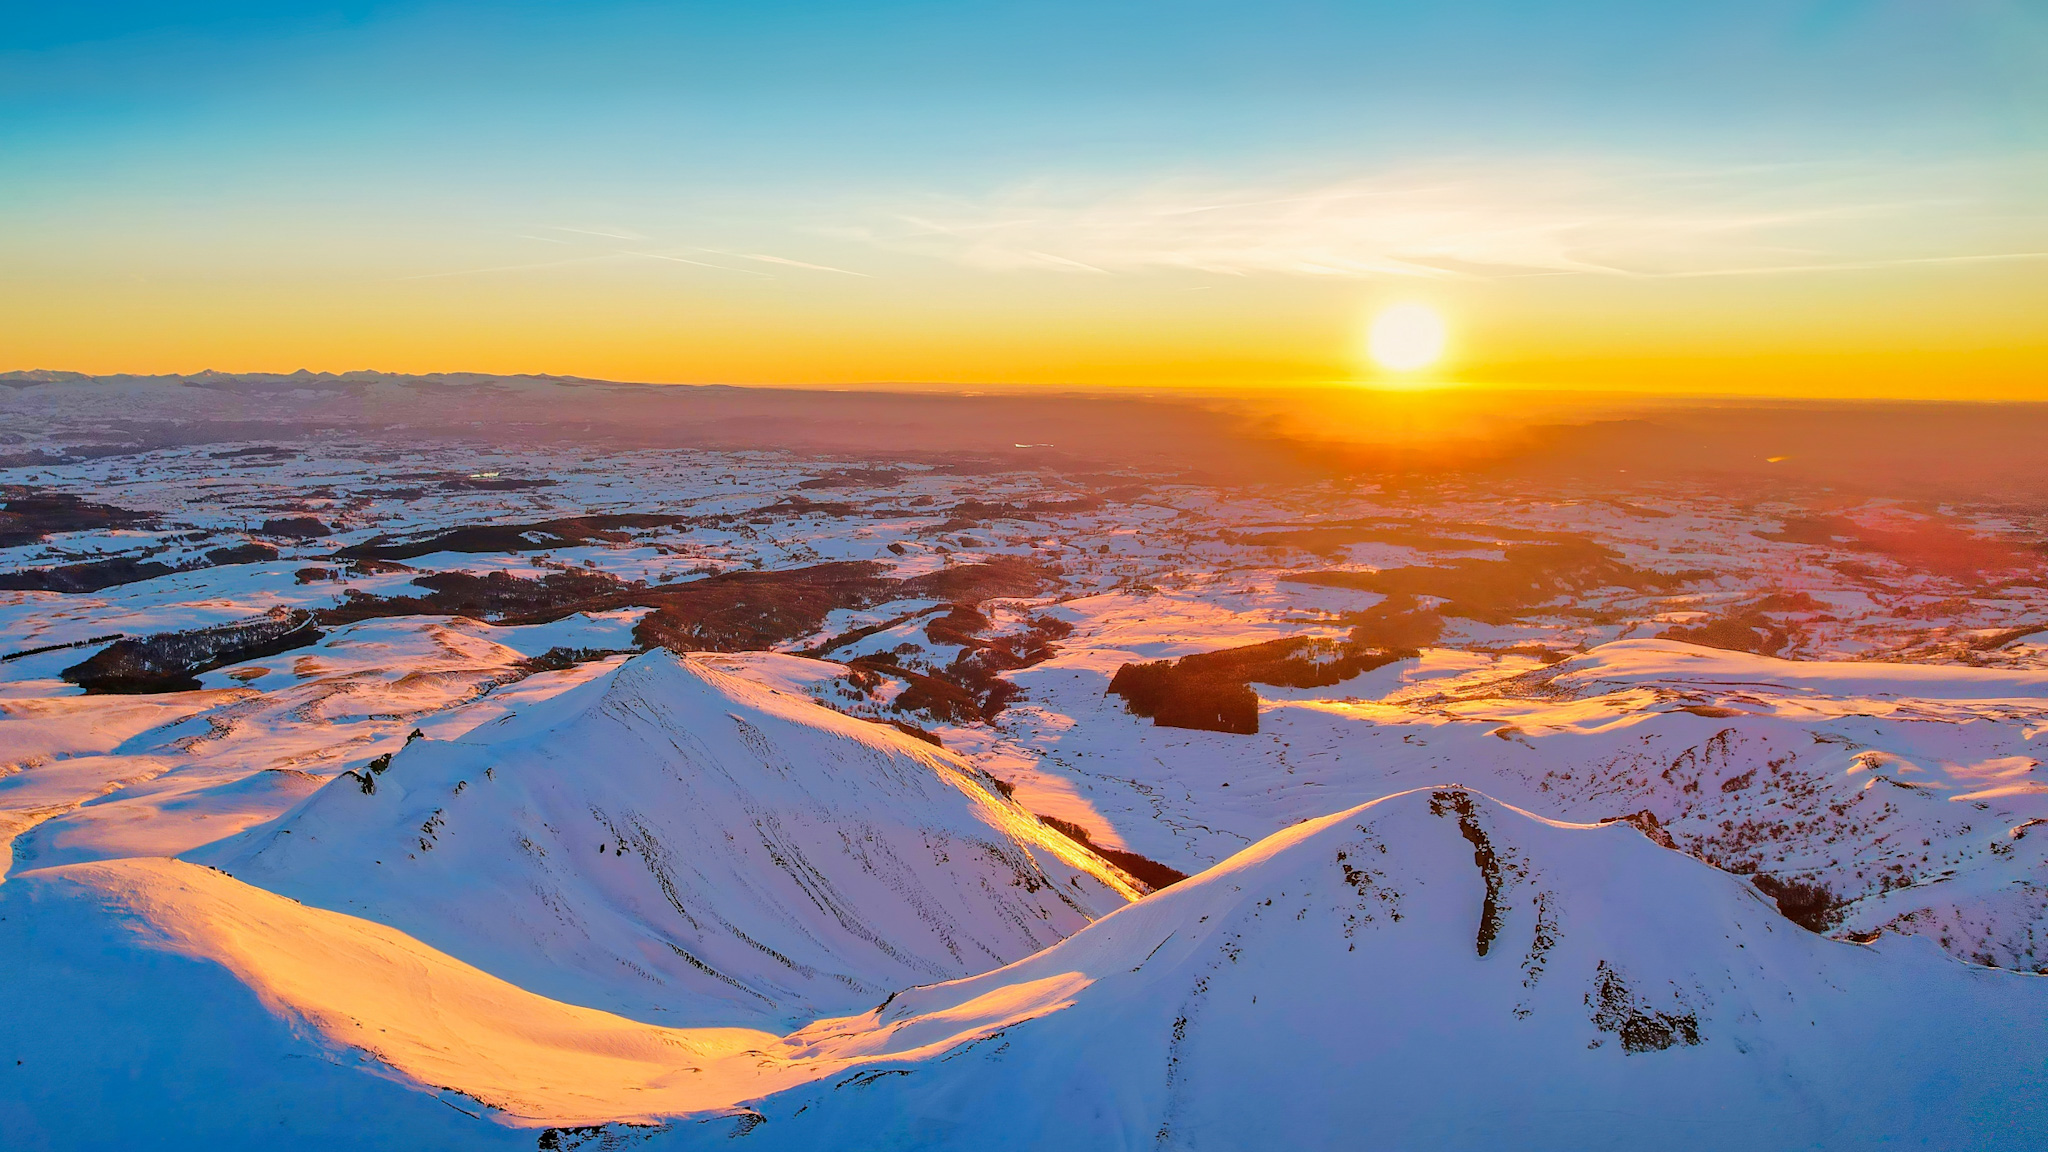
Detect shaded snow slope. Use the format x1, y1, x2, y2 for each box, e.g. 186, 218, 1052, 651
667, 787, 2048, 1151
197, 650, 1141, 1025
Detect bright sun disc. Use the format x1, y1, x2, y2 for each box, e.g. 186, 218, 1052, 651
1368, 304, 1447, 372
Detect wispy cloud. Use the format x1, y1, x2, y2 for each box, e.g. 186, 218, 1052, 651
549, 225, 650, 241
731, 253, 870, 277
840, 159, 2047, 281
628, 251, 771, 277
397, 253, 635, 280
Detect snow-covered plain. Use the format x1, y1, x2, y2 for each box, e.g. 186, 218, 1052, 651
5, 378, 2047, 1148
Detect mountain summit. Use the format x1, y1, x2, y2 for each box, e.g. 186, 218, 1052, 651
202, 650, 1141, 1024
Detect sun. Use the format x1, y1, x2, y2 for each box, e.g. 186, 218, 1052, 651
1367, 304, 1447, 372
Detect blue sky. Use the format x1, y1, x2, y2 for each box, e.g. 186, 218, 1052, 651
3, 2, 2043, 393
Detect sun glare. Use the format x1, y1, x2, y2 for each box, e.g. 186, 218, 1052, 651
1367, 304, 1447, 372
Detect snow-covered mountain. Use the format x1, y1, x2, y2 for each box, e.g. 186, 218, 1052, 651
196, 649, 1142, 1024
662, 786, 2048, 1151
15, 787, 2040, 1150
987, 632, 2048, 970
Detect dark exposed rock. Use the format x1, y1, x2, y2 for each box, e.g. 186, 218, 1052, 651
1430, 790, 1506, 957
1586, 961, 1701, 1053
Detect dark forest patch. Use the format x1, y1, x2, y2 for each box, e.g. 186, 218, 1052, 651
942, 497, 1104, 523
1287, 540, 1703, 624
0, 493, 156, 547
1342, 593, 1445, 650
831, 605, 1074, 724
1037, 814, 1187, 893
0, 556, 183, 594
1108, 635, 1410, 735
633, 562, 903, 652
513, 646, 640, 675
1756, 514, 2042, 580
1750, 872, 1841, 933
260, 516, 332, 538
205, 542, 279, 566
867, 715, 944, 746
321, 559, 1057, 661
848, 659, 986, 723
925, 604, 989, 647
797, 468, 905, 489
1660, 593, 1825, 657
323, 569, 633, 625
333, 514, 690, 561
208, 445, 295, 460
752, 498, 857, 518
439, 476, 554, 491
899, 557, 1054, 603
63, 607, 322, 693
1, 529, 284, 594
1228, 518, 1578, 557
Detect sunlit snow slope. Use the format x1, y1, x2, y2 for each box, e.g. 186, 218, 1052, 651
196, 650, 1141, 1024
659, 786, 2048, 1151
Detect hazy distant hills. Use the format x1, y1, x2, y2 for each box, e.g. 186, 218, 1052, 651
7, 368, 2048, 495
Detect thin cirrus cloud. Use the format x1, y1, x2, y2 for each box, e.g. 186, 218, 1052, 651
401, 238, 871, 281
840, 159, 2048, 283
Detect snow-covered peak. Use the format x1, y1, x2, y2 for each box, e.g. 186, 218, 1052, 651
198, 649, 1141, 1026
720, 785, 2048, 1150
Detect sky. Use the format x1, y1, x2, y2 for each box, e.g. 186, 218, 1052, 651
2, 1, 2044, 398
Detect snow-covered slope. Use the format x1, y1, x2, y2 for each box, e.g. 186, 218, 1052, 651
672, 787, 2048, 1151
0, 859, 531, 1151
983, 631, 2048, 969
197, 650, 1141, 1025
8, 786, 2043, 1149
